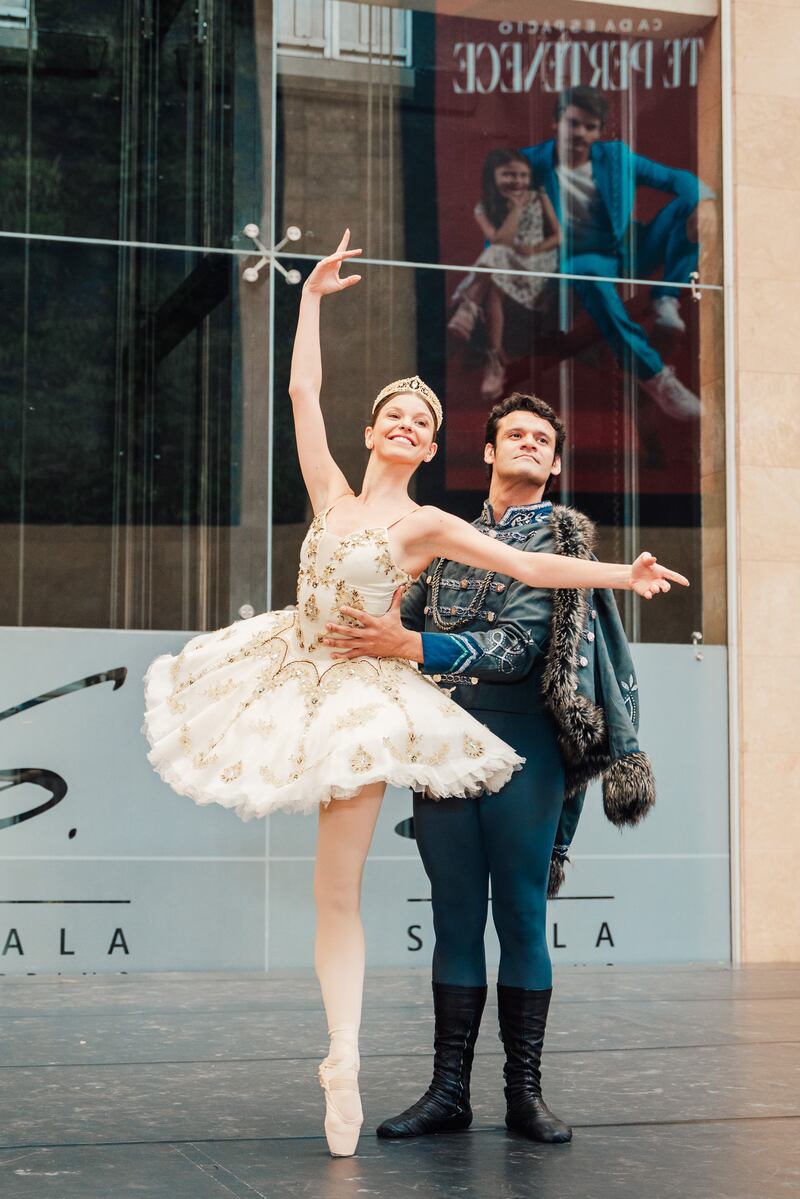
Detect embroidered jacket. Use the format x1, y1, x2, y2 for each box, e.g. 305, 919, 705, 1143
401, 501, 655, 895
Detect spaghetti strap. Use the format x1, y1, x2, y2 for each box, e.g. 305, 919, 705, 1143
318, 491, 354, 519
386, 506, 421, 531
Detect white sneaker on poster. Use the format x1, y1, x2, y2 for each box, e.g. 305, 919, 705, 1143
640, 366, 701, 420
480, 351, 506, 402
652, 296, 686, 333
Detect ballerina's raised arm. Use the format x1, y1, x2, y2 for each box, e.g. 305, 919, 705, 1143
288, 230, 363, 514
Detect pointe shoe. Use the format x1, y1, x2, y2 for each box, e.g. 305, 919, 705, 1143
319, 1056, 363, 1157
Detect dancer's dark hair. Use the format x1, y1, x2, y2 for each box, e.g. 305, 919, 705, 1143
480, 149, 533, 231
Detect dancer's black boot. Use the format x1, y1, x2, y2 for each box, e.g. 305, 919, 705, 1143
497, 985, 572, 1143
376, 982, 487, 1138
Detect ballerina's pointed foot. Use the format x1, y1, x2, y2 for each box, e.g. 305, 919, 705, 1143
319, 1055, 363, 1157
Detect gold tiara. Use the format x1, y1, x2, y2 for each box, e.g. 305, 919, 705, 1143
372, 376, 443, 430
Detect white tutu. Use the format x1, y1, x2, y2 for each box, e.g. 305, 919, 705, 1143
143, 511, 523, 818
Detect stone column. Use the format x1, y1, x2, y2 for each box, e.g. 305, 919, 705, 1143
732, 0, 800, 960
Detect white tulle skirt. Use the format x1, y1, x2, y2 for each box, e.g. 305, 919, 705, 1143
143, 608, 523, 819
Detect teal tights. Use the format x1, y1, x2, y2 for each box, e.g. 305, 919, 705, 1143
413, 709, 564, 991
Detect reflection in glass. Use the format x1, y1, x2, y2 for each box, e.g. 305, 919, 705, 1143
0, 238, 270, 631
272, 257, 724, 645
275, 0, 722, 284
0, 0, 266, 251
274, 0, 725, 644
0, 0, 727, 653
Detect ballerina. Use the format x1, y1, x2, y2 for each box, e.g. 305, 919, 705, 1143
143, 231, 687, 1159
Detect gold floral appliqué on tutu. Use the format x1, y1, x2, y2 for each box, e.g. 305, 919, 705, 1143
334, 705, 375, 731
463, 735, 485, 759
350, 745, 374, 773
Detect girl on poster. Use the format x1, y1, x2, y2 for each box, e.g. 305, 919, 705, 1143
449, 149, 561, 401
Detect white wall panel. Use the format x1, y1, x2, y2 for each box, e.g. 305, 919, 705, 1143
0, 630, 729, 973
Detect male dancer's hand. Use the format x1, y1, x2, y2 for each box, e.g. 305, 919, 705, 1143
629, 552, 688, 599
323, 588, 423, 661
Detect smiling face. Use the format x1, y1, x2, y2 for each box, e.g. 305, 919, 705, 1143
484, 410, 561, 491
493, 158, 532, 200
366, 392, 438, 467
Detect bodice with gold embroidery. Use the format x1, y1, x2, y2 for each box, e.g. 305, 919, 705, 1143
294, 511, 411, 653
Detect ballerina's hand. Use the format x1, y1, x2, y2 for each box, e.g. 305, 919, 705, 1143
630, 553, 689, 599
304, 229, 363, 296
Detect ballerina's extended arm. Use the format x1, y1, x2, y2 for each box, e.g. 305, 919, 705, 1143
404, 507, 688, 599
288, 230, 363, 513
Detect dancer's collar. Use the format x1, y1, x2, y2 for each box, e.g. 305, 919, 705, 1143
480, 500, 553, 530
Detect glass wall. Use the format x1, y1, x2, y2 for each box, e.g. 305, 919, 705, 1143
271, 0, 725, 647
0, 0, 725, 645
0, 0, 272, 630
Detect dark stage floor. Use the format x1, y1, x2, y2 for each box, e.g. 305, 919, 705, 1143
2, 964, 799, 1198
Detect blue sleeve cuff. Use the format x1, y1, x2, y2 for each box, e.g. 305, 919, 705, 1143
421, 632, 481, 675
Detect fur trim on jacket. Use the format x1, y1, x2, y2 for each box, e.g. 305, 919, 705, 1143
542, 505, 656, 844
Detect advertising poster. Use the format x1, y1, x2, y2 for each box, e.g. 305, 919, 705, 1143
429, 15, 715, 517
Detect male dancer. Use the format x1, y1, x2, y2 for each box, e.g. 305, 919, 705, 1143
522, 86, 715, 419
325, 392, 655, 1143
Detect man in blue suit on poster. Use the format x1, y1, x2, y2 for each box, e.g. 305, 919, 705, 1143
521, 85, 716, 420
